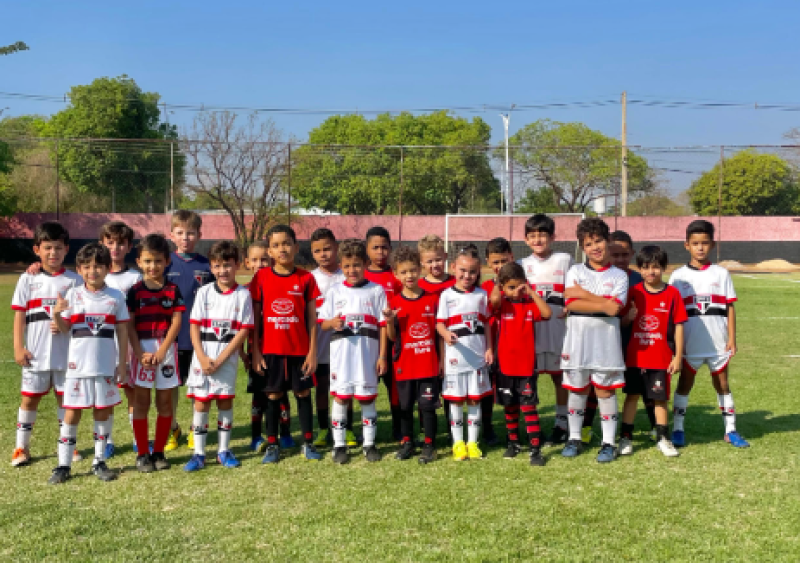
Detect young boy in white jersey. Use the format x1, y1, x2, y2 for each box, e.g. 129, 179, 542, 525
318, 239, 388, 464
669, 220, 749, 448
11, 222, 82, 467
436, 245, 494, 461
49, 243, 129, 483
518, 214, 573, 445
184, 241, 254, 471
560, 218, 628, 463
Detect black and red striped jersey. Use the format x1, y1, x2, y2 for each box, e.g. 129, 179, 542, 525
126, 280, 185, 341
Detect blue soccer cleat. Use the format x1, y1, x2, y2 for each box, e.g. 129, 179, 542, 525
561, 439, 584, 458
250, 436, 267, 452
104, 442, 116, 460
261, 444, 281, 464
217, 450, 241, 468
596, 443, 618, 464
671, 430, 686, 448
725, 432, 750, 448
280, 435, 297, 449
183, 454, 206, 472
302, 444, 323, 461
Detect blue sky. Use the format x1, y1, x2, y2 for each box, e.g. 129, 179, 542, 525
2, 1, 799, 164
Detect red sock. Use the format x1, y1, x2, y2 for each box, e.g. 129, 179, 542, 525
153, 415, 173, 453
521, 405, 541, 448
505, 405, 520, 442
133, 418, 149, 455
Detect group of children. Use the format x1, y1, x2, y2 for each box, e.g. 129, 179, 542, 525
11, 210, 749, 483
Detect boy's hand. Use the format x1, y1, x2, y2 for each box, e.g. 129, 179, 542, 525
558, 308, 568, 319
253, 350, 267, 375
151, 348, 167, 366
625, 303, 638, 323
140, 352, 155, 366
377, 356, 387, 376
115, 365, 128, 385
603, 299, 622, 317
484, 348, 494, 365
331, 316, 345, 331
383, 307, 399, 322
14, 347, 33, 368
443, 330, 458, 346
50, 321, 60, 334
199, 355, 216, 375
302, 353, 317, 377
26, 262, 42, 276
53, 296, 70, 315
726, 340, 737, 356
667, 356, 681, 375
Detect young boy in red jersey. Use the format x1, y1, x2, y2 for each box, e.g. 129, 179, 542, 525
619, 245, 686, 457
669, 220, 748, 448
364, 226, 403, 441
417, 235, 455, 296
127, 234, 185, 472
385, 246, 441, 464
494, 262, 551, 466
250, 225, 322, 463
49, 243, 129, 484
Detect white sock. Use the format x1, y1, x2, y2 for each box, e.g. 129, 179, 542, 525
331, 402, 348, 448
58, 423, 77, 468
57, 407, 65, 427
16, 409, 36, 449
218, 409, 233, 454
555, 404, 569, 430
129, 412, 134, 428
449, 403, 464, 443
361, 402, 377, 447
193, 411, 209, 456
718, 394, 736, 434
597, 395, 619, 446
106, 414, 114, 445
567, 393, 588, 441
467, 404, 481, 444
94, 420, 109, 463
673, 394, 689, 432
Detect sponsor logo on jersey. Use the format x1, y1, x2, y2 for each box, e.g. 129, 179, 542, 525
86, 314, 106, 335
272, 298, 294, 315
638, 315, 659, 331
696, 295, 711, 313
335, 299, 347, 309
29, 282, 42, 291
212, 320, 232, 338
462, 313, 479, 332
346, 314, 365, 332
162, 365, 175, 378
409, 322, 430, 339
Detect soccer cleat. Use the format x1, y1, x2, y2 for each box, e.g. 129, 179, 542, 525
132, 443, 137, 454
345, 430, 359, 447
302, 444, 323, 461
650, 428, 658, 442
313, 429, 330, 447
92, 460, 117, 481
261, 445, 281, 464
467, 442, 483, 460
250, 436, 267, 453
72, 449, 83, 463
484, 430, 500, 448
596, 443, 618, 463
217, 450, 242, 468
104, 442, 116, 460
671, 430, 686, 448
48, 466, 71, 485
418, 444, 437, 465
546, 426, 569, 446
164, 427, 181, 452
151, 452, 170, 471
503, 442, 521, 459
561, 439, 584, 458
656, 437, 680, 457
618, 437, 634, 456
581, 426, 593, 445
279, 435, 297, 449
187, 432, 194, 450
136, 454, 155, 473
395, 440, 416, 460
725, 431, 750, 448
11, 447, 31, 467
363, 445, 382, 462
332, 446, 349, 465
183, 454, 206, 472
452, 440, 468, 461
529, 448, 546, 467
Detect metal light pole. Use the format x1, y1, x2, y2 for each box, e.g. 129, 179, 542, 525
500, 113, 510, 215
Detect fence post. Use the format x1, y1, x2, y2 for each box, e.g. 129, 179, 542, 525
55, 139, 60, 220
398, 147, 404, 244
717, 146, 724, 263
286, 143, 292, 226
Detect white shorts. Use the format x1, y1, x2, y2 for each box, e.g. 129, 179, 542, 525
562, 369, 624, 392
62, 376, 122, 410
130, 340, 180, 390
186, 361, 237, 402
330, 383, 379, 401
683, 355, 731, 376
536, 352, 562, 375
21, 369, 66, 397
442, 367, 493, 402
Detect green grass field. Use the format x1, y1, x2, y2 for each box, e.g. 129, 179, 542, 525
1, 271, 799, 561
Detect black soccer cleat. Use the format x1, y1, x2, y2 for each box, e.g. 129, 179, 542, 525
503, 442, 521, 460
545, 426, 569, 446
92, 460, 117, 482
136, 454, 155, 473
395, 441, 416, 461
48, 466, 71, 485
151, 452, 170, 471
418, 444, 437, 465
529, 448, 546, 467
363, 445, 382, 462
332, 446, 349, 465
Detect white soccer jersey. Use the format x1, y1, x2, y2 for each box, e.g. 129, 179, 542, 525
62, 284, 129, 378
187, 283, 254, 386
669, 264, 736, 359
11, 269, 83, 371
437, 286, 490, 374
519, 252, 573, 354
561, 263, 628, 371
312, 267, 345, 364
317, 280, 387, 389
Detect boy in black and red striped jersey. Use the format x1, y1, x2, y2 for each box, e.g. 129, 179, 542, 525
619, 246, 687, 458
417, 235, 455, 297
364, 226, 403, 441
493, 262, 551, 466
127, 234, 185, 473
250, 224, 322, 463
385, 246, 441, 464
49, 243, 129, 484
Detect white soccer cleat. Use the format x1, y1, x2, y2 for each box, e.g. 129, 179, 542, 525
657, 437, 680, 457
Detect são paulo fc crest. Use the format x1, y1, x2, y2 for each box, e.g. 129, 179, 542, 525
537, 283, 553, 300
638, 315, 659, 331
347, 314, 365, 333
85, 315, 106, 335
41, 298, 57, 317
212, 320, 232, 338
695, 295, 712, 314
462, 313, 479, 332
194, 271, 211, 286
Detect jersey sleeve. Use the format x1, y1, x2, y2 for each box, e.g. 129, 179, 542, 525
610, 272, 629, 307
436, 291, 449, 322
478, 292, 489, 323
317, 287, 334, 323
564, 266, 578, 305
240, 292, 255, 329
531, 302, 543, 322
189, 287, 205, 325
172, 285, 186, 313
305, 273, 321, 304
722, 270, 737, 303
672, 288, 689, 324
11, 274, 28, 312
376, 287, 388, 327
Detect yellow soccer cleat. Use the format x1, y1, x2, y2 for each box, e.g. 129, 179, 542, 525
467, 442, 483, 460
187, 430, 194, 450
164, 427, 181, 452
452, 440, 468, 461
345, 430, 358, 447
581, 426, 593, 445
313, 429, 330, 447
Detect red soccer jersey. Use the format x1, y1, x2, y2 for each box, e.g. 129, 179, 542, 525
365, 267, 402, 302
390, 291, 440, 381
625, 282, 689, 370
126, 281, 186, 341
481, 279, 500, 336
496, 297, 543, 377
418, 275, 456, 297
249, 267, 320, 356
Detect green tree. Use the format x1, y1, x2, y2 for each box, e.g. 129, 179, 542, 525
0, 41, 29, 56
43, 75, 184, 212
627, 190, 690, 216
514, 186, 564, 214
688, 150, 799, 216
293, 112, 500, 215
504, 119, 655, 213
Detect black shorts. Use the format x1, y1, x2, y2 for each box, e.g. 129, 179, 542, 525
177, 350, 193, 386
249, 355, 315, 395
624, 368, 670, 401
496, 373, 539, 407
396, 377, 441, 411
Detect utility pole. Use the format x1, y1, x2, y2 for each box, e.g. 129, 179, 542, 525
170, 141, 175, 212
620, 91, 628, 217
501, 112, 511, 214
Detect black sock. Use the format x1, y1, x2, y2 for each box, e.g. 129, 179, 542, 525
656, 424, 669, 441
317, 408, 330, 431
399, 407, 414, 442
481, 394, 495, 437
296, 394, 314, 445
391, 406, 402, 437
620, 422, 634, 440
443, 399, 451, 429
422, 409, 438, 446
265, 396, 281, 443
418, 405, 425, 434
251, 395, 265, 441
279, 396, 291, 437
645, 400, 657, 430
583, 390, 598, 428
346, 404, 354, 431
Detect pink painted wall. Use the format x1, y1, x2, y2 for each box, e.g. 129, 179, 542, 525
3, 213, 800, 242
